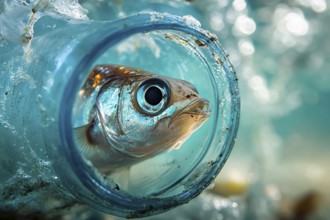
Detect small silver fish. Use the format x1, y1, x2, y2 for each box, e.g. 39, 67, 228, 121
74, 65, 210, 172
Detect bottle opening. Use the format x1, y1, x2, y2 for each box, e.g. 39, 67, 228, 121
60, 13, 239, 217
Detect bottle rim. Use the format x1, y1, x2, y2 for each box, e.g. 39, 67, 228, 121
59, 12, 240, 218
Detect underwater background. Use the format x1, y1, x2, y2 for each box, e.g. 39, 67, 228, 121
72, 0, 329, 219
93, 0, 329, 219
1, 0, 329, 219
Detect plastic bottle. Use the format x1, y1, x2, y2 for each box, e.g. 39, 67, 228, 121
0, 12, 239, 218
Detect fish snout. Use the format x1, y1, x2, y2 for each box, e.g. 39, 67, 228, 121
184, 98, 211, 116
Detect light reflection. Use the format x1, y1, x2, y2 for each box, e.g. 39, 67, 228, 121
283, 12, 309, 36
210, 14, 224, 32
272, 6, 311, 49
311, 0, 327, 12
234, 15, 256, 35
232, 0, 246, 11
248, 75, 270, 102
298, 0, 327, 13
238, 39, 255, 56
275, 7, 309, 37
217, 0, 229, 8
265, 185, 281, 201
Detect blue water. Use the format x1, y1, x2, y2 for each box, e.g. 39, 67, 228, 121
80, 0, 330, 219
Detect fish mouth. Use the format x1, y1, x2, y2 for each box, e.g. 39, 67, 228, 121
169, 98, 211, 127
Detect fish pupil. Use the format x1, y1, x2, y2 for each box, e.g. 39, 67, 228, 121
145, 86, 162, 105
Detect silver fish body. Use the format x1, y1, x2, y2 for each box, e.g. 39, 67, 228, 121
74, 65, 210, 172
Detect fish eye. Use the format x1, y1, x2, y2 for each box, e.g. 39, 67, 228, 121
136, 78, 170, 115
145, 86, 162, 105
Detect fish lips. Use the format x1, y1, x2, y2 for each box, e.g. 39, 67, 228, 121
169, 98, 211, 127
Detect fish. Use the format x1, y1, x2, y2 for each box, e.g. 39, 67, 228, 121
74, 65, 210, 173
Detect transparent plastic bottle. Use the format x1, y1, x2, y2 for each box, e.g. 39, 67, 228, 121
0, 12, 239, 218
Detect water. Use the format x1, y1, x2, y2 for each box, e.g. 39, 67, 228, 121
0, 2, 239, 218
1, 0, 329, 219
203, 0, 330, 219
82, 0, 330, 219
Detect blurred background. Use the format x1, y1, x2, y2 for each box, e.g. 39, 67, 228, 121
2, 0, 329, 219
78, 0, 329, 219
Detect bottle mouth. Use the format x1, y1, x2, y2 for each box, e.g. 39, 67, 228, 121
59, 12, 240, 218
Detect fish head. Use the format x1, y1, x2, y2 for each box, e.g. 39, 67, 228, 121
95, 66, 211, 159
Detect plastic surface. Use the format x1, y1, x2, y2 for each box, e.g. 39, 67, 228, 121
0, 9, 239, 218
